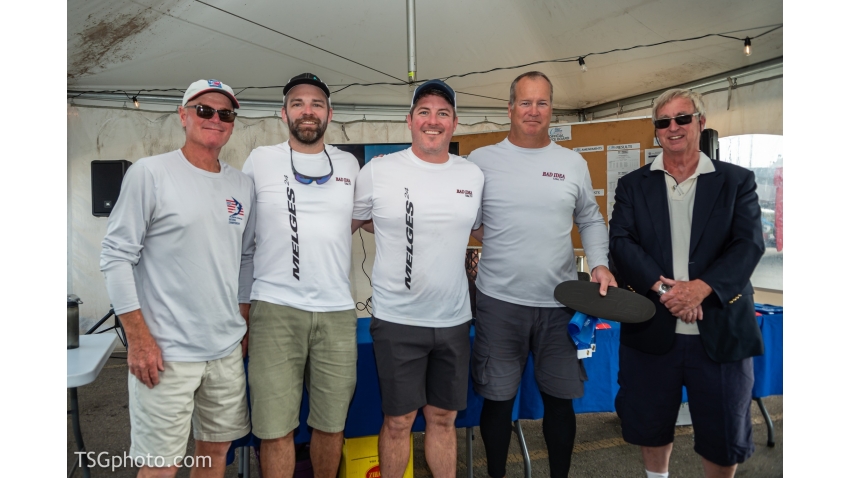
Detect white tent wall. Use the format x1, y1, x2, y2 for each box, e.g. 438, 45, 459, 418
597, 76, 783, 137
67, 105, 507, 328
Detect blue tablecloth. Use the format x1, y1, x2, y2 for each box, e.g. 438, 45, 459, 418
229, 309, 782, 458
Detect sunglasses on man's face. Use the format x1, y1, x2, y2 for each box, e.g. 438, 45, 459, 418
653, 113, 700, 130
186, 104, 238, 123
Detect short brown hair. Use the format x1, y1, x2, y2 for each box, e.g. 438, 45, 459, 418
509, 71, 553, 105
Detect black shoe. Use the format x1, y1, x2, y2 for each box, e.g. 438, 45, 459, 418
554, 280, 655, 323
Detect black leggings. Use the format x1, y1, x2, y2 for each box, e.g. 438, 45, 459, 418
479, 392, 577, 477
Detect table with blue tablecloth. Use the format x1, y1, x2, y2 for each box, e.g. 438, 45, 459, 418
229, 305, 782, 471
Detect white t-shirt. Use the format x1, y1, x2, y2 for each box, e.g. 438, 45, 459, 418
468, 138, 609, 307
100, 150, 255, 362
353, 149, 484, 327
240, 142, 360, 312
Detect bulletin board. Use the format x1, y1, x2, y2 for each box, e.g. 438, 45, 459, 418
452, 117, 658, 249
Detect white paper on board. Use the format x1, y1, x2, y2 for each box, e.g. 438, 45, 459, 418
593, 189, 604, 196
645, 148, 663, 164
548, 126, 572, 142
606, 149, 641, 220
574, 145, 604, 153
607, 149, 640, 174
607, 143, 641, 151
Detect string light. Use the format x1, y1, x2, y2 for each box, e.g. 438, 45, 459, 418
69, 24, 780, 102
132, 96, 140, 108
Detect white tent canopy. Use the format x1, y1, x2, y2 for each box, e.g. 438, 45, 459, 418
69, 0, 782, 112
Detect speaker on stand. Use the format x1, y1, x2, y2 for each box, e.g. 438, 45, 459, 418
91, 160, 133, 217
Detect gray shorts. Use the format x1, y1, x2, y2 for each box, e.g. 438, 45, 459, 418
471, 292, 587, 401
370, 318, 471, 416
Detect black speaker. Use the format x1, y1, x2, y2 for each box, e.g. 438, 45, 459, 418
700, 128, 719, 160
91, 160, 133, 217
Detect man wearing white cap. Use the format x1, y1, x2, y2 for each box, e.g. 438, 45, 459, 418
238, 73, 361, 478
101, 79, 253, 477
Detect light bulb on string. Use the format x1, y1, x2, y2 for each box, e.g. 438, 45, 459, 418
743, 37, 751, 56
578, 57, 587, 72
133, 96, 140, 108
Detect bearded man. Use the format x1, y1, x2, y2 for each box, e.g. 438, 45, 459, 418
238, 73, 361, 478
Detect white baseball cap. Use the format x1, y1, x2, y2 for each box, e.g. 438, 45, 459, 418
182, 79, 240, 108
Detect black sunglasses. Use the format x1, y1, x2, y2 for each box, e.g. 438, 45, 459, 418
653, 113, 700, 129
291, 147, 334, 185
186, 104, 238, 123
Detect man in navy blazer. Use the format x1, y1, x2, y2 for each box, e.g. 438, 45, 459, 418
609, 89, 764, 478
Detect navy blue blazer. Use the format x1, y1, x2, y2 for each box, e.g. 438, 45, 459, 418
608, 159, 765, 363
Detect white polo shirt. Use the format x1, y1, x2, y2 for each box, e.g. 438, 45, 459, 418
651, 152, 716, 334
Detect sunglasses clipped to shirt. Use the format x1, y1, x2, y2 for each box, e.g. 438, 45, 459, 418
186, 104, 238, 123
291, 147, 334, 185
653, 113, 700, 130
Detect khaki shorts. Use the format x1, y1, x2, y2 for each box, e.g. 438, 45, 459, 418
128, 345, 250, 467
248, 300, 357, 438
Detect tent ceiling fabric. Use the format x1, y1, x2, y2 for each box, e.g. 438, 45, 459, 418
68, 0, 782, 110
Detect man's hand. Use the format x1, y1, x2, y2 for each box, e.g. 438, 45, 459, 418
590, 265, 618, 296
676, 304, 704, 324
470, 226, 484, 243
239, 303, 251, 358
352, 219, 373, 234
121, 309, 165, 389
658, 276, 712, 316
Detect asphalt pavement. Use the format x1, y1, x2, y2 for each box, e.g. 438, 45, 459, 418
68, 351, 782, 477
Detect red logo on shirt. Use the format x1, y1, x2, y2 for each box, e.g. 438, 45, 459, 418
542, 172, 565, 181
336, 177, 351, 186
457, 189, 473, 197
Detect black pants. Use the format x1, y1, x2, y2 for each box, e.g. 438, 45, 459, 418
479, 391, 577, 477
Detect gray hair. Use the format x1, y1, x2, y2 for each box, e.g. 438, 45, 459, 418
509, 71, 553, 105
652, 88, 706, 121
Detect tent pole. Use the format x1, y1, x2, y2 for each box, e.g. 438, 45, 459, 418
407, 0, 417, 84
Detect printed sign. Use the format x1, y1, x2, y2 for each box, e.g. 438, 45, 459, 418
548, 126, 572, 142
574, 145, 604, 153
607, 143, 641, 151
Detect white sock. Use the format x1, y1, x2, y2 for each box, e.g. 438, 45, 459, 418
646, 471, 669, 478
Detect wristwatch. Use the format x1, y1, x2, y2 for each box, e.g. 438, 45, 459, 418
657, 284, 671, 296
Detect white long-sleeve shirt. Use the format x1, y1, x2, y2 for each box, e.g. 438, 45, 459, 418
100, 150, 255, 362
468, 138, 609, 307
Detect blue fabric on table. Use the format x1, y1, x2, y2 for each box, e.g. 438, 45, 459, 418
228, 312, 782, 464
753, 304, 783, 398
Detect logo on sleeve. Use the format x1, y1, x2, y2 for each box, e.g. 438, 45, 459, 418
456, 189, 473, 197
226, 197, 245, 225
542, 171, 565, 181
336, 177, 352, 186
